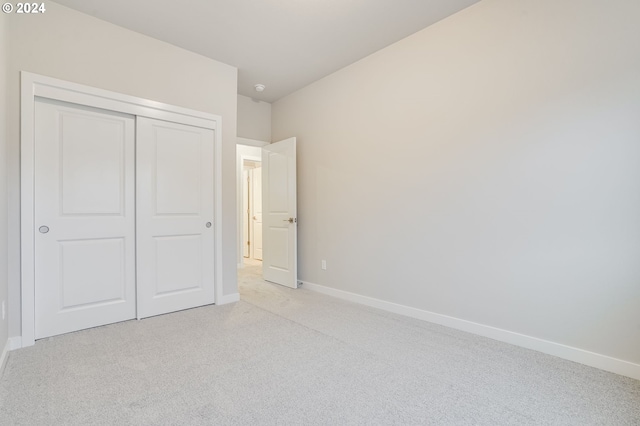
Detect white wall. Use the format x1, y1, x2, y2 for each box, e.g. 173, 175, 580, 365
272, 0, 640, 370
237, 95, 271, 142
6, 2, 239, 338
0, 11, 10, 360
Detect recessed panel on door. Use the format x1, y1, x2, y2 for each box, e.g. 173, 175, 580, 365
155, 128, 202, 215
34, 99, 136, 339
267, 153, 288, 213
60, 113, 125, 216
137, 117, 215, 318
269, 228, 289, 270
154, 235, 202, 295
59, 238, 127, 309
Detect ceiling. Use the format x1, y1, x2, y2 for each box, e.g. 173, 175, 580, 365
54, 0, 480, 103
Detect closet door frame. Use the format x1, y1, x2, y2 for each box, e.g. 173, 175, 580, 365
20, 71, 223, 347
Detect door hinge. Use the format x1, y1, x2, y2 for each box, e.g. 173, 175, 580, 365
247, 241, 250, 246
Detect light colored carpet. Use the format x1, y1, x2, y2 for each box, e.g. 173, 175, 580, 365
1, 261, 639, 425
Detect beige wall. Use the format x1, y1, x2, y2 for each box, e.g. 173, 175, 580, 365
273, 0, 640, 364
6, 2, 239, 337
237, 95, 271, 142
0, 11, 9, 354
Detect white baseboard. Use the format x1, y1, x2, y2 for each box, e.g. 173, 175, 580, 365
0, 338, 10, 379
301, 281, 640, 381
9, 336, 22, 350
218, 293, 240, 305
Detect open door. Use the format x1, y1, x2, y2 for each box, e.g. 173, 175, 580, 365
262, 138, 297, 288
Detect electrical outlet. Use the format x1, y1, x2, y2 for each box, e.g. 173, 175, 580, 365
321, 260, 327, 270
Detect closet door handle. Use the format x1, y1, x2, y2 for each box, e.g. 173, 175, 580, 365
39, 225, 50, 234
205, 222, 212, 228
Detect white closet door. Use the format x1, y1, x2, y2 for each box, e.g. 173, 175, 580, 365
34, 99, 136, 339
136, 117, 215, 318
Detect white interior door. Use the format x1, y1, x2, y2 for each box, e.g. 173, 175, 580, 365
34, 99, 136, 339
242, 169, 250, 258
262, 138, 297, 288
251, 166, 263, 260
136, 117, 215, 318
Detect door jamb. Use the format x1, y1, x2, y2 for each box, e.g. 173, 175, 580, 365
20, 72, 223, 347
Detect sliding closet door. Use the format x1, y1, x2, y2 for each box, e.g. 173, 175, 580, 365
34, 99, 136, 339
136, 117, 216, 318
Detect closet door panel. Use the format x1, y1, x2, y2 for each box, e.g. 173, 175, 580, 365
136, 117, 215, 318
34, 99, 136, 339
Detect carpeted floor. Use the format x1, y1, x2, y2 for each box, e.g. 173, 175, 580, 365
1, 260, 639, 425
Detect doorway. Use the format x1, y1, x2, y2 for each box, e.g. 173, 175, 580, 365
242, 159, 263, 262
236, 138, 298, 289
236, 142, 265, 269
